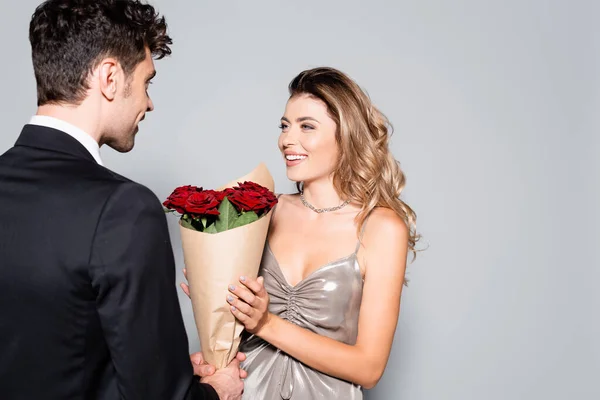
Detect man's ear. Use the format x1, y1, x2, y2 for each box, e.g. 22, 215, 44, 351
97, 58, 120, 101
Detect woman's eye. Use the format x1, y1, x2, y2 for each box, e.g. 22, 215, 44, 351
301, 124, 314, 130
278, 124, 288, 130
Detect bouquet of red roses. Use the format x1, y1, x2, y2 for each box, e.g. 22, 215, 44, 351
163, 164, 277, 369
163, 182, 277, 234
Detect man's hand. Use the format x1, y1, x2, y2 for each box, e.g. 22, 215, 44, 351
190, 351, 248, 379
190, 352, 215, 377
201, 358, 245, 400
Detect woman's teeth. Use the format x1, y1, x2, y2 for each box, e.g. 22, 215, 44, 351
286, 155, 307, 161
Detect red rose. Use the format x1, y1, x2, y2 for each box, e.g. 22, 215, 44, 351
224, 182, 278, 215
208, 190, 227, 203
185, 190, 222, 216
235, 181, 268, 193
163, 185, 201, 214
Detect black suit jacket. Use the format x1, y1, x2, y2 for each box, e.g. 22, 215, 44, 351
0, 125, 218, 400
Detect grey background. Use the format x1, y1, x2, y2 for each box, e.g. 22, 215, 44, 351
1, 1, 597, 399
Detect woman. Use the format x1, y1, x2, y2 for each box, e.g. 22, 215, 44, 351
187, 67, 418, 399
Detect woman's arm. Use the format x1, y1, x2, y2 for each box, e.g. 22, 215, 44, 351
229, 208, 408, 389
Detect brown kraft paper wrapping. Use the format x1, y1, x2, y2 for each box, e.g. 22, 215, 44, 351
179, 163, 275, 369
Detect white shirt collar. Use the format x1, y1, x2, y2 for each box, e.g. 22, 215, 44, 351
28, 115, 103, 166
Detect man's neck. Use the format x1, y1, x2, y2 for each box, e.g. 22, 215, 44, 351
36, 104, 102, 145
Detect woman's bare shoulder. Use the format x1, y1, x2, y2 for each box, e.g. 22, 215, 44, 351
275, 193, 300, 209
366, 207, 409, 239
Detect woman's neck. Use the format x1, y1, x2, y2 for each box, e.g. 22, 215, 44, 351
301, 179, 345, 209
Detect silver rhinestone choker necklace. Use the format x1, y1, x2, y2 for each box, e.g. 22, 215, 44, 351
300, 192, 351, 213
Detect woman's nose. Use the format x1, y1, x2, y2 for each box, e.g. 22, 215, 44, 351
281, 127, 299, 147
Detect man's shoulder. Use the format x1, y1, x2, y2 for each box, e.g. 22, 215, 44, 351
0, 142, 132, 185
100, 174, 164, 215
67, 162, 147, 197
37, 157, 163, 214
82, 162, 132, 185
109, 179, 162, 206
0, 145, 163, 212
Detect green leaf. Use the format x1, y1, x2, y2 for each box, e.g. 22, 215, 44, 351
200, 217, 207, 228
204, 223, 218, 234
180, 218, 195, 231
232, 211, 259, 229
214, 197, 239, 232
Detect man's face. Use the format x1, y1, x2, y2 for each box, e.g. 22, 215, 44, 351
104, 48, 155, 153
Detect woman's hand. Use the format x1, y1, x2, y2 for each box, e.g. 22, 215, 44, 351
181, 269, 272, 335
180, 268, 191, 298
227, 276, 271, 335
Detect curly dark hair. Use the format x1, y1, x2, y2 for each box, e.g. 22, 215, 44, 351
29, 0, 173, 106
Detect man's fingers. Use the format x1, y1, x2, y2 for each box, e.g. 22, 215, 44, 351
190, 352, 215, 377
190, 352, 204, 365
240, 368, 248, 379
235, 352, 247, 362
227, 358, 240, 369
193, 363, 215, 377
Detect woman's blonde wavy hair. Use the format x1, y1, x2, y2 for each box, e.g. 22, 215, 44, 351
289, 67, 420, 262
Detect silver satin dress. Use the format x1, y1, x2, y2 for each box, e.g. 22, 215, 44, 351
239, 240, 364, 400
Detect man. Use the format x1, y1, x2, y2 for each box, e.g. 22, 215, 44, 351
0, 1, 243, 399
